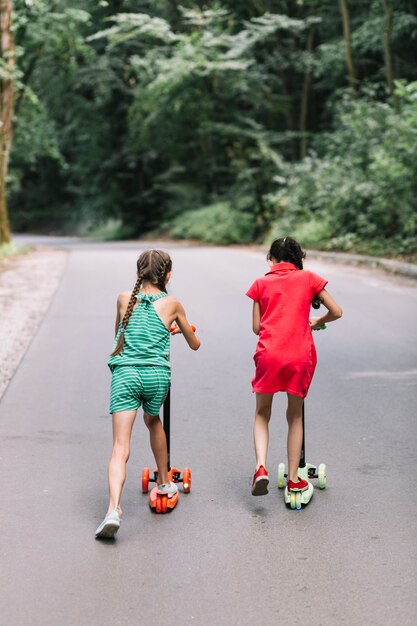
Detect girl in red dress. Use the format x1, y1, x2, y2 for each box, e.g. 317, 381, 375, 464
246, 237, 342, 496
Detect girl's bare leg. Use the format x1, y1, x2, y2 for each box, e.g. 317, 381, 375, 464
254, 393, 274, 469
143, 412, 170, 485
107, 409, 137, 514
286, 394, 304, 482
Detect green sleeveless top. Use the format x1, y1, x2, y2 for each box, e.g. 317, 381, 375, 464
108, 292, 170, 371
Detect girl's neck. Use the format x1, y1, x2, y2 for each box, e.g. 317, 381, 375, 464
140, 282, 164, 294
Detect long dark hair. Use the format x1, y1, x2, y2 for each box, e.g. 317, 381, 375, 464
267, 237, 306, 270
110, 250, 172, 356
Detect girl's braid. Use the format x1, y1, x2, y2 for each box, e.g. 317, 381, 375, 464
121, 274, 142, 330
156, 258, 169, 292
110, 272, 143, 356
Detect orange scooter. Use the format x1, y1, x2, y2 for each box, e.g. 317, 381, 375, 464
141, 325, 195, 514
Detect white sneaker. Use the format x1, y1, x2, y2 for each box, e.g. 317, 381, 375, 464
95, 507, 121, 539
157, 482, 178, 498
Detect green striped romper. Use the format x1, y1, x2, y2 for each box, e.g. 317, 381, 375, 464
108, 292, 170, 416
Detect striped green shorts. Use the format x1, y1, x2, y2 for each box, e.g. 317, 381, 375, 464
109, 366, 170, 416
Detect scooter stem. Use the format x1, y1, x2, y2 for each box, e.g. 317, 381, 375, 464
163, 389, 171, 472
299, 402, 306, 469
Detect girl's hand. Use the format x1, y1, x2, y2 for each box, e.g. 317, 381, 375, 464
309, 317, 322, 330
170, 322, 196, 335
309, 289, 342, 331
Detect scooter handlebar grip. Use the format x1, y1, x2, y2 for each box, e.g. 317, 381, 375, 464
169, 324, 196, 333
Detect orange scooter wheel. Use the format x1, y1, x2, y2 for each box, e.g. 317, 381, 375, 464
155, 494, 162, 513
183, 467, 191, 493
154, 494, 169, 514
142, 467, 150, 493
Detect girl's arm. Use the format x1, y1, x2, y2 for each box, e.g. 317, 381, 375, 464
252, 302, 261, 335
114, 296, 122, 336
174, 302, 200, 350
310, 289, 343, 329
114, 292, 130, 336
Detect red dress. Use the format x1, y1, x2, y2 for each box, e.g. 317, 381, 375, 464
246, 262, 328, 398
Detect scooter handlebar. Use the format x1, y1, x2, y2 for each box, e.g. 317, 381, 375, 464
170, 324, 196, 333
310, 298, 327, 330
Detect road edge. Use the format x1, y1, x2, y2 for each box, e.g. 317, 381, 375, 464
0, 246, 69, 402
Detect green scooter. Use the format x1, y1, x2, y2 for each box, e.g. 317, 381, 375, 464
278, 401, 327, 510
277, 297, 327, 510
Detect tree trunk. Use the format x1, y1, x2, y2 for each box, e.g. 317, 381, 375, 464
281, 72, 297, 162
338, 0, 357, 90
383, 0, 398, 110
0, 0, 15, 244
300, 23, 315, 159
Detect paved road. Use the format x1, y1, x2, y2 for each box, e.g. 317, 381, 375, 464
1, 238, 416, 626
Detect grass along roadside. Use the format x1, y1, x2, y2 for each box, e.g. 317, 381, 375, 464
0, 242, 32, 263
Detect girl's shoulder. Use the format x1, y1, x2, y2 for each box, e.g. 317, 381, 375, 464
117, 291, 133, 304
301, 269, 328, 288
153, 294, 179, 308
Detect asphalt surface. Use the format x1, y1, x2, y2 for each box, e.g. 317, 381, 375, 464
1, 238, 416, 626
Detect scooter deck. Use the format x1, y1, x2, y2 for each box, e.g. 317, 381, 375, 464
284, 481, 314, 509
149, 486, 179, 512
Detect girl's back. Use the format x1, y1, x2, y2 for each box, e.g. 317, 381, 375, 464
108, 292, 171, 371
247, 262, 327, 359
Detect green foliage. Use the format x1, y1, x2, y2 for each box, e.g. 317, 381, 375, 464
268, 84, 417, 255
0, 242, 30, 261
5, 0, 417, 257
268, 215, 333, 250
169, 201, 256, 245
78, 218, 135, 240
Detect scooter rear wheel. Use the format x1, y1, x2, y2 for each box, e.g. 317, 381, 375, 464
142, 467, 150, 494
277, 463, 286, 489
318, 464, 327, 489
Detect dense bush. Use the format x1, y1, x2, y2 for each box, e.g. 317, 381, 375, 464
267, 83, 417, 255
168, 201, 256, 245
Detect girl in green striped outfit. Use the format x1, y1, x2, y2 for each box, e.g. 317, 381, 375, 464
95, 249, 200, 539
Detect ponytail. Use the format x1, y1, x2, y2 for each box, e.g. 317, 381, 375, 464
267, 237, 306, 270
110, 273, 142, 356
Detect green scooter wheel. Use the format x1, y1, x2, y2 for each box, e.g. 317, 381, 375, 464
318, 463, 327, 489
289, 491, 302, 510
